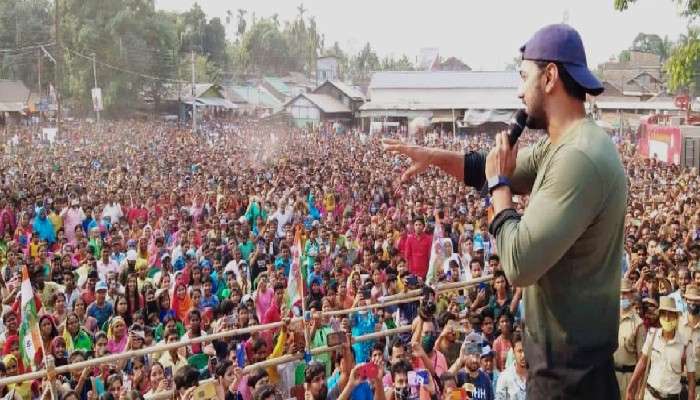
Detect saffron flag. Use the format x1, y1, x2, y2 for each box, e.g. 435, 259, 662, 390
285, 228, 304, 314
18, 265, 41, 370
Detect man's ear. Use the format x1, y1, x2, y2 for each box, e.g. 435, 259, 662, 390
543, 63, 559, 94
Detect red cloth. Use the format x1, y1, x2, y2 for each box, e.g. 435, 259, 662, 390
405, 233, 432, 279
127, 207, 148, 225
262, 300, 281, 325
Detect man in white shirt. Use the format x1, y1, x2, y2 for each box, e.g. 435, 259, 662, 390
496, 333, 527, 400
96, 248, 120, 282
269, 198, 293, 239
102, 197, 124, 223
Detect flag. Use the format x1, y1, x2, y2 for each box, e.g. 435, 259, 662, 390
285, 228, 304, 314
426, 222, 448, 286
18, 265, 41, 370
62, 327, 75, 353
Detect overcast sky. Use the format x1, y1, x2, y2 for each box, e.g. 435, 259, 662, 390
157, 0, 691, 70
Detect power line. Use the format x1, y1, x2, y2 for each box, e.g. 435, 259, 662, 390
0, 42, 55, 53
65, 47, 187, 83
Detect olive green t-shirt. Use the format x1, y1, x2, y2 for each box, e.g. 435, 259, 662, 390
498, 118, 627, 366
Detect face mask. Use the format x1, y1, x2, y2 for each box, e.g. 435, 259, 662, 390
395, 387, 411, 400
620, 298, 632, 310
422, 333, 437, 353
659, 316, 678, 333
689, 303, 700, 316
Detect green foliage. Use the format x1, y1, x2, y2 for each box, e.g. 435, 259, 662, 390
666, 29, 700, 93
0, 1, 421, 114
0, 0, 52, 86
615, 0, 700, 17
631, 33, 673, 61
619, 50, 631, 62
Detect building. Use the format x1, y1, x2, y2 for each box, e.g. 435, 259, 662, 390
437, 57, 471, 72
597, 51, 664, 98
283, 80, 365, 129
316, 56, 339, 86
160, 83, 237, 120
230, 85, 283, 117
359, 70, 521, 133
260, 77, 292, 103
0, 80, 33, 125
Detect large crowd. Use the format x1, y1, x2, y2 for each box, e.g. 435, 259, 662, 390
0, 117, 696, 400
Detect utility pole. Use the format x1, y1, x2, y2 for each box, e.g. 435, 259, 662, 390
37, 49, 41, 95
177, 33, 183, 127
191, 49, 196, 134
92, 53, 99, 125
37, 48, 42, 123
54, 0, 62, 129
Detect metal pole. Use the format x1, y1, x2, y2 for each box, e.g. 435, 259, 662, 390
0, 275, 492, 387
143, 326, 413, 400
92, 53, 99, 125
54, 0, 61, 129
191, 50, 196, 134
37, 48, 42, 124
37, 49, 41, 98
452, 108, 456, 139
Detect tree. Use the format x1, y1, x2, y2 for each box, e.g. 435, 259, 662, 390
203, 17, 227, 66
666, 29, 700, 92
237, 9, 247, 37
241, 18, 293, 75
631, 33, 673, 61
0, 0, 52, 89
380, 54, 415, 71
615, 0, 700, 17
350, 42, 379, 84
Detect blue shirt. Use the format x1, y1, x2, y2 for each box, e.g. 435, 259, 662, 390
351, 311, 377, 363
457, 370, 493, 400
87, 301, 113, 329
199, 295, 219, 310
275, 257, 291, 277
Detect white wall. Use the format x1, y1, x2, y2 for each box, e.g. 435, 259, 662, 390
286, 97, 321, 121
368, 87, 520, 108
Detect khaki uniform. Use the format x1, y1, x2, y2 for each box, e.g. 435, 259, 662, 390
678, 314, 700, 393
614, 310, 645, 399
642, 328, 695, 400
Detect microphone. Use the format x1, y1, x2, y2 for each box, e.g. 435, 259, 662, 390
466, 109, 529, 191
508, 109, 528, 147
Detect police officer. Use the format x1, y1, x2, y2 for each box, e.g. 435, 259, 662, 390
626, 296, 696, 400
678, 284, 700, 399
615, 279, 646, 399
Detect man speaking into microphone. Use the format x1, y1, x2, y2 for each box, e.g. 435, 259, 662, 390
384, 24, 627, 398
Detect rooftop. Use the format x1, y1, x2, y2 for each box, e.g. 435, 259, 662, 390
369, 71, 521, 90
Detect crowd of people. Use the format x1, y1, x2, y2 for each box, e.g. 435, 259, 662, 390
0, 117, 695, 400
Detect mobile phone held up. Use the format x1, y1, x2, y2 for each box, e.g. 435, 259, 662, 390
358, 363, 379, 380
407, 369, 429, 386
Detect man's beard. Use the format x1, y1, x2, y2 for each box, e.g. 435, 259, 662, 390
524, 89, 548, 131
525, 110, 547, 131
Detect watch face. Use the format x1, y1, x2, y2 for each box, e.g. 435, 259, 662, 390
487, 176, 499, 188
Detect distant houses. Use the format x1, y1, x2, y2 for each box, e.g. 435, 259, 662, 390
0, 80, 42, 125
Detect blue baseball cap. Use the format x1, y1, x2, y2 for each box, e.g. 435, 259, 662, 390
520, 24, 603, 96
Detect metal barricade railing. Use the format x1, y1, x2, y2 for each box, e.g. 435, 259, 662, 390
0, 275, 492, 389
